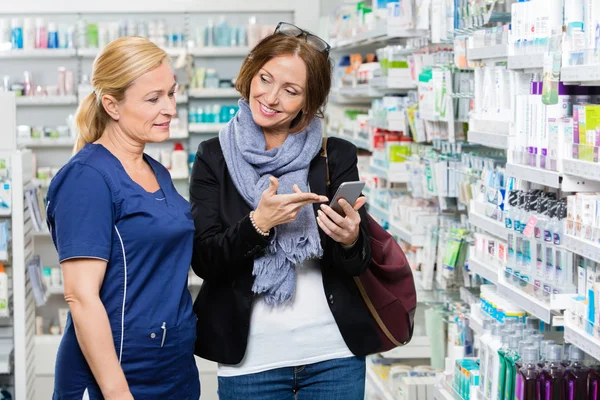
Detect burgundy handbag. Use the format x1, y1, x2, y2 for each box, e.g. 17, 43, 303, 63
322, 139, 417, 353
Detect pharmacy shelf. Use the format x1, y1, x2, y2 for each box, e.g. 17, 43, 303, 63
469, 116, 511, 135
188, 88, 240, 98
468, 254, 499, 285
469, 308, 484, 336
561, 65, 600, 84
468, 207, 507, 240
507, 162, 600, 192
338, 85, 384, 98
331, 24, 428, 50
369, 164, 410, 183
16, 95, 78, 106
563, 158, 600, 182
435, 387, 454, 400
328, 131, 372, 151
188, 123, 227, 134
564, 318, 600, 361
496, 274, 570, 325
467, 130, 509, 150
563, 234, 600, 265
370, 76, 417, 91
366, 367, 395, 400
389, 221, 425, 247
188, 47, 250, 57
0, 48, 77, 59
507, 54, 545, 70
176, 95, 188, 104
367, 202, 389, 222
380, 336, 431, 359
169, 130, 189, 139
467, 44, 508, 61
506, 163, 560, 188
17, 137, 76, 148
78, 47, 186, 58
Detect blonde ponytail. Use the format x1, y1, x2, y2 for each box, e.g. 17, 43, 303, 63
74, 92, 107, 153
72, 36, 169, 153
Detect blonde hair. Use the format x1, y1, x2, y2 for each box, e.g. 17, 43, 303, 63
74, 36, 169, 152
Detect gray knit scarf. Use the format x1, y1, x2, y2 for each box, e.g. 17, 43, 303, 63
219, 100, 323, 305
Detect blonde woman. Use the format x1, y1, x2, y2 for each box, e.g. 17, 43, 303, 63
46, 37, 199, 399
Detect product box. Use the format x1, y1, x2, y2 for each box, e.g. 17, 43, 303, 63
397, 377, 418, 400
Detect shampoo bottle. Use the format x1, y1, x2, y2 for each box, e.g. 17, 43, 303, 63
565, 346, 589, 400
541, 344, 566, 400
515, 346, 542, 400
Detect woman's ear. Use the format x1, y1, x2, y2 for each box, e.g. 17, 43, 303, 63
101, 95, 120, 121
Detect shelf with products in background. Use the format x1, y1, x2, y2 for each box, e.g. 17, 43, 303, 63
327, 0, 600, 398
0, 5, 308, 399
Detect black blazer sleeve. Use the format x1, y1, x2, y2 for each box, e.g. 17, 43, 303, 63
189, 141, 272, 282
326, 139, 371, 276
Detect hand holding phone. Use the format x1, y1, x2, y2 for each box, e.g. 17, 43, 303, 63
329, 181, 366, 216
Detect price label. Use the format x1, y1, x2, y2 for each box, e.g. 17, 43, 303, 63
522, 216, 539, 238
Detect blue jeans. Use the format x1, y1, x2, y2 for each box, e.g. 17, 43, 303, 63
218, 356, 366, 400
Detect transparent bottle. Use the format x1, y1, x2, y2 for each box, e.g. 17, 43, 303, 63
504, 334, 522, 400
565, 347, 589, 400
506, 191, 520, 279
515, 346, 542, 400
541, 344, 566, 400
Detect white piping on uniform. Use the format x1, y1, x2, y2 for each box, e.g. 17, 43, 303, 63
114, 226, 127, 363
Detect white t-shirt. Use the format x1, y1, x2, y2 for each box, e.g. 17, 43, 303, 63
218, 259, 354, 377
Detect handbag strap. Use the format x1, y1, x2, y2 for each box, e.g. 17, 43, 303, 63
321, 137, 330, 187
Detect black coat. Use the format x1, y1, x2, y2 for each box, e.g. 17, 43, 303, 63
189, 136, 381, 364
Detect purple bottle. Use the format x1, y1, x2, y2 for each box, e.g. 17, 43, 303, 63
565, 347, 589, 400
588, 364, 600, 400
515, 346, 542, 400
541, 345, 566, 400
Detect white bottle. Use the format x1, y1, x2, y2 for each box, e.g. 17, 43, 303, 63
160, 149, 172, 169
0, 263, 9, 318
479, 320, 495, 398
485, 324, 504, 399
23, 17, 35, 50
171, 142, 188, 177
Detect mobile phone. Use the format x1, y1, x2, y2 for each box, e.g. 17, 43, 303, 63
329, 181, 366, 216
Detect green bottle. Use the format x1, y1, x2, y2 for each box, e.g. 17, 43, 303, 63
497, 332, 511, 400
503, 335, 523, 400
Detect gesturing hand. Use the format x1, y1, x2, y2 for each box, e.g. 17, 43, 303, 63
252, 177, 328, 232
316, 197, 367, 246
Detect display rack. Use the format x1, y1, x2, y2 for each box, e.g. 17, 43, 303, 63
0, 92, 37, 400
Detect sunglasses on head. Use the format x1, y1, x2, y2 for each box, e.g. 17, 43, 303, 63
273, 22, 331, 54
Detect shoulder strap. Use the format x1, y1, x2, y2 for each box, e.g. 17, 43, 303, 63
321, 137, 330, 187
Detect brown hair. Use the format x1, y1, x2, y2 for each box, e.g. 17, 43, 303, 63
74, 36, 169, 152
235, 33, 332, 132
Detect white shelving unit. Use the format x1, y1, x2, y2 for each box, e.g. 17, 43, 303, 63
0, 49, 77, 59
467, 45, 508, 61
0, 92, 37, 399
389, 221, 425, 247
380, 336, 431, 359
495, 274, 570, 325
468, 205, 508, 240
506, 163, 600, 191
366, 367, 395, 400
188, 47, 250, 57
564, 314, 600, 361
507, 54, 545, 70
369, 164, 410, 183
467, 130, 509, 149
331, 23, 428, 50
468, 252, 499, 285
367, 201, 390, 223
188, 88, 240, 99
561, 65, 600, 84
15, 95, 78, 106
189, 123, 227, 134
563, 234, 600, 264
563, 158, 600, 181
17, 138, 76, 148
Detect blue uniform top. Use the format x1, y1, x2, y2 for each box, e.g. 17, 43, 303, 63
46, 143, 199, 400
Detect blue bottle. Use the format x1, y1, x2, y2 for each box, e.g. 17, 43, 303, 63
11, 19, 23, 49
47, 23, 58, 49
